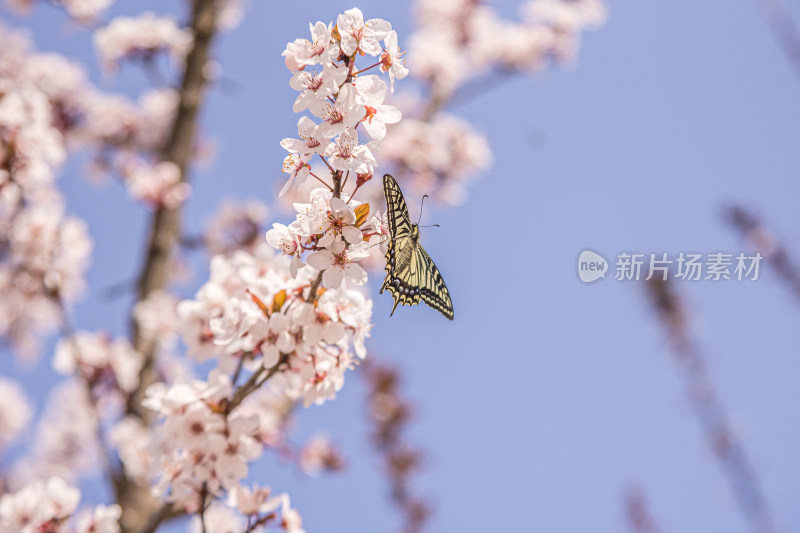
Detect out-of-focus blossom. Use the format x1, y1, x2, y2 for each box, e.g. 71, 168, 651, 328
133, 290, 180, 349
188, 502, 245, 533
4, 0, 112, 21
380, 113, 492, 205
298, 433, 345, 476
94, 12, 192, 72
205, 200, 269, 256
10, 381, 101, 484
108, 417, 156, 485
59, 0, 114, 22
217, 0, 246, 32
0, 379, 33, 449
73, 504, 121, 533
0, 477, 80, 533
53, 331, 143, 393
123, 160, 191, 209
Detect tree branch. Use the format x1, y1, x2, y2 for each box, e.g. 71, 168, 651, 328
128, 0, 218, 419
116, 2, 220, 532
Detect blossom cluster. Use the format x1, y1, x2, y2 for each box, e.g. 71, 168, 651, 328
142, 371, 304, 530
143, 371, 262, 506
0, 476, 120, 533
279, 7, 407, 197
177, 241, 372, 406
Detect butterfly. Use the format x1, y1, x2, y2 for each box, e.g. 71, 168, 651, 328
379, 174, 454, 320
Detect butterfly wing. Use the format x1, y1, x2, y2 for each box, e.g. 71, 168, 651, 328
382, 234, 423, 313
413, 244, 454, 320
382, 174, 413, 238
380, 174, 413, 296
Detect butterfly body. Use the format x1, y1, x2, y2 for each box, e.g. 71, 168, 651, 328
380, 174, 454, 320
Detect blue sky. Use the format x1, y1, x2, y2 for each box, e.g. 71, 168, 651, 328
2, 0, 799, 532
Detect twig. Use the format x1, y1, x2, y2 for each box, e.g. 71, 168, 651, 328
759, 0, 800, 79
226, 353, 289, 414
231, 353, 246, 386
624, 486, 662, 533
306, 272, 323, 303
445, 68, 518, 112
725, 205, 800, 302
199, 483, 208, 533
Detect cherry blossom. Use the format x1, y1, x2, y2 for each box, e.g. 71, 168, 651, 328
380, 30, 409, 92
281, 116, 328, 158
336, 7, 392, 57
288, 65, 348, 113
354, 75, 402, 140
280, 152, 312, 196
310, 82, 366, 139
266, 223, 304, 277
307, 240, 370, 288
324, 127, 377, 173
282, 21, 335, 71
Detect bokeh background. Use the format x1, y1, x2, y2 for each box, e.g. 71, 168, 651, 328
2, 0, 799, 532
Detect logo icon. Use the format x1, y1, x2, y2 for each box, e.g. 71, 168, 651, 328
578, 249, 608, 283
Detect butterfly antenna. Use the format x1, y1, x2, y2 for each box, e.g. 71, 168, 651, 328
417, 195, 429, 226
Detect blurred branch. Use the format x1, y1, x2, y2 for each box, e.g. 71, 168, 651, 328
725, 204, 800, 301
624, 486, 662, 533
644, 277, 777, 533
118, 1, 220, 532
446, 68, 519, 112
759, 0, 800, 79
363, 359, 431, 533
127, 0, 217, 416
